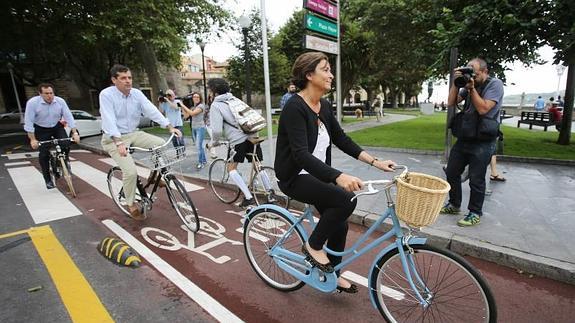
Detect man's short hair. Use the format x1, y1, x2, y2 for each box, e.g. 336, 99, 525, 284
469, 58, 488, 71
110, 64, 130, 78
207, 78, 230, 95
37, 83, 54, 93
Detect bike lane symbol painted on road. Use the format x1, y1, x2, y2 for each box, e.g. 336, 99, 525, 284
141, 216, 243, 264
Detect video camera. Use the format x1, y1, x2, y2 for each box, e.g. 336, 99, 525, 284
158, 90, 167, 103
454, 66, 475, 88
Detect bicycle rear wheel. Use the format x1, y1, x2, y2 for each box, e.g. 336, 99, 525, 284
370, 244, 496, 323
59, 157, 76, 197
107, 167, 142, 218
251, 166, 290, 209
165, 174, 199, 232
243, 208, 305, 292
208, 158, 240, 203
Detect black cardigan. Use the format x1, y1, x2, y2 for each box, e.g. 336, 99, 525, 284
274, 95, 363, 184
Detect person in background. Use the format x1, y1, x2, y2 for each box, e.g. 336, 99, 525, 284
158, 89, 186, 150
534, 96, 545, 112
544, 97, 555, 111
556, 95, 564, 107
24, 83, 80, 189
181, 92, 207, 169
279, 82, 296, 109
442, 58, 504, 227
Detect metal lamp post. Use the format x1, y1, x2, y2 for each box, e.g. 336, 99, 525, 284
6, 62, 24, 124
556, 64, 566, 98
198, 41, 208, 102
239, 15, 251, 106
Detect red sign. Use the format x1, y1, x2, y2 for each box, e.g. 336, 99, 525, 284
305, 0, 338, 21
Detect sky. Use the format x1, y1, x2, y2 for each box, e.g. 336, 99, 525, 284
190, 0, 568, 102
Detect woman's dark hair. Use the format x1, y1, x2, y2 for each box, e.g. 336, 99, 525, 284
207, 78, 230, 95
191, 91, 203, 105
110, 64, 130, 78
291, 52, 329, 89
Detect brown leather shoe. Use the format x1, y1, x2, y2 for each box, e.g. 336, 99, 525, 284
128, 206, 146, 221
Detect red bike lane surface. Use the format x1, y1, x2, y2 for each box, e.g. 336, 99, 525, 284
47, 152, 575, 322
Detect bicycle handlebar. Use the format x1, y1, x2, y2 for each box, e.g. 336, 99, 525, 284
351, 165, 409, 201
38, 137, 75, 146
129, 133, 177, 153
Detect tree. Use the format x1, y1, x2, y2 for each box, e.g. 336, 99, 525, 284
0, 0, 231, 97
545, 0, 574, 145
225, 9, 292, 107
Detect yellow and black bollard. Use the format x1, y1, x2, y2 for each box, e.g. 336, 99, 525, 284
97, 237, 141, 267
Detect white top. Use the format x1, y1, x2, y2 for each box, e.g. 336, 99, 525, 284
299, 120, 330, 175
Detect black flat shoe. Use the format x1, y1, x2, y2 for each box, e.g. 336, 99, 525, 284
336, 283, 359, 294
301, 245, 334, 273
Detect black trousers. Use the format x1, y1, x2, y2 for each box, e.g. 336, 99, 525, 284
445, 139, 496, 215
279, 174, 357, 269
34, 123, 70, 182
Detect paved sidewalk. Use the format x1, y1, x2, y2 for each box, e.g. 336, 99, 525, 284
79, 114, 575, 284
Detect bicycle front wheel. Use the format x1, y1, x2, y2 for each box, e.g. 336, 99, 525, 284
165, 174, 200, 232
251, 166, 290, 209
59, 157, 76, 197
243, 208, 305, 292
370, 244, 496, 323
208, 158, 240, 203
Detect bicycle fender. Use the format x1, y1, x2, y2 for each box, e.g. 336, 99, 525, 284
244, 204, 308, 240
367, 237, 427, 309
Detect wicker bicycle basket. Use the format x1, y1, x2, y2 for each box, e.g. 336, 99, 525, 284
395, 172, 451, 227
147, 146, 186, 170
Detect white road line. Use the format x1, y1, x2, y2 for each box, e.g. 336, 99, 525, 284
2, 152, 38, 160
341, 271, 405, 300
70, 161, 114, 198
102, 219, 244, 323
99, 157, 203, 192
7, 166, 82, 223
1, 150, 89, 160
5, 161, 31, 167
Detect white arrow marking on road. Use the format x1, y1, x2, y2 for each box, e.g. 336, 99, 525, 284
99, 158, 203, 192
102, 219, 244, 323
341, 271, 405, 300
408, 157, 421, 163
7, 166, 82, 223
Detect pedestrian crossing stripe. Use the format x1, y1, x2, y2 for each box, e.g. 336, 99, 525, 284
97, 237, 141, 267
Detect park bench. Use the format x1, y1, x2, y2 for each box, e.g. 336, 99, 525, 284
517, 111, 555, 131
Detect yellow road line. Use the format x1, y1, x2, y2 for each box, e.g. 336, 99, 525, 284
0, 229, 30, 239
28, 226, 113, 323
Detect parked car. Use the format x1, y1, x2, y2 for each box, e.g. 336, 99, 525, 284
0, 110, 23, 120
138, 114, 157, 128
64, 110, 102, 137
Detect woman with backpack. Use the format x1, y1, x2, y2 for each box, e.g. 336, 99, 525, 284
208, 78, 263, 208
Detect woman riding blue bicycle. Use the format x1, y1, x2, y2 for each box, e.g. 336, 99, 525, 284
275, 52, 396, 293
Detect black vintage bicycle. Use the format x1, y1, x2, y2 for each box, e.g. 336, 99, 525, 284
38, 137, 76, 197
106, 134, 200, 232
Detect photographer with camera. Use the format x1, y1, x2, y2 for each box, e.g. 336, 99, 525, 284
158, 89, 186, 149
442, 58, 504, 227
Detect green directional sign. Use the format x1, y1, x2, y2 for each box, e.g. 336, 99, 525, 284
305, 13, 338, 38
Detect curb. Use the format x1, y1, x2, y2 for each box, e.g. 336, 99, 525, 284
350, 211, 575, 285
78, 141, 575, 285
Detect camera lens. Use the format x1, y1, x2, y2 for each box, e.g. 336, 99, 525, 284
454, 75, 470, 88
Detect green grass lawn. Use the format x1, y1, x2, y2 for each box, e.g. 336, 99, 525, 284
348, 114, 575, 160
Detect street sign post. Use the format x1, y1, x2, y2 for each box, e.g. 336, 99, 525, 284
304, 13, 338, 38
304, 34, 338, 54
304, 0, 338, 20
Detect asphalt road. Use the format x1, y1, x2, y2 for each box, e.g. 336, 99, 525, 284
1, 145, 574, 322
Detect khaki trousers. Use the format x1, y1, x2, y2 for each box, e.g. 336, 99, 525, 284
102, 131, 165, 206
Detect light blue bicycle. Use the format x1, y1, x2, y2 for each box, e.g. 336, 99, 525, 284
243, 166, 496, 322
